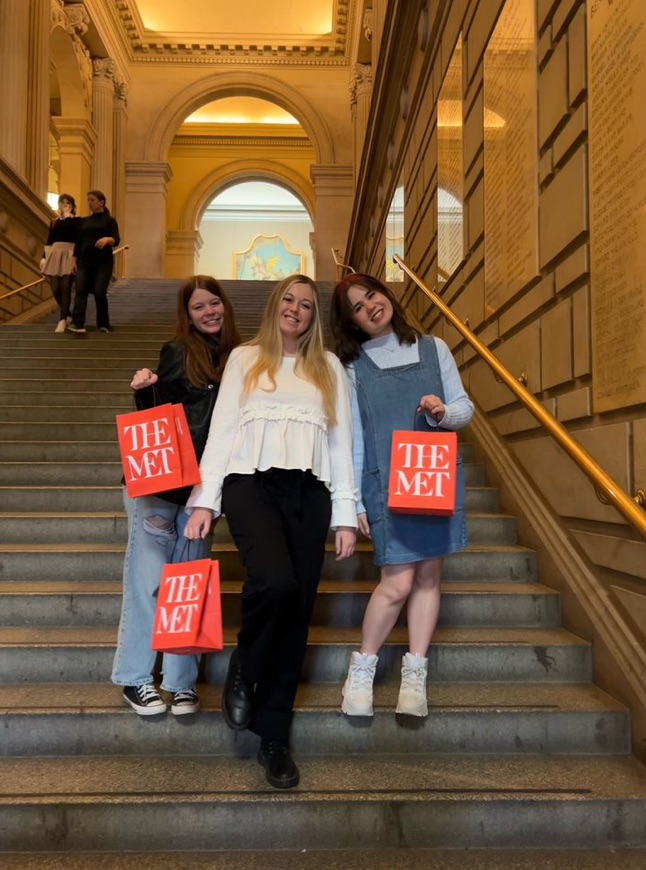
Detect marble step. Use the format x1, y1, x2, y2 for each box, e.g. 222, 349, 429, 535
0, 580, 558, 628
0, 755, 644, 851
0, 542, 537, 583
2, 850, 645, 870
0, 683, 628, 757
0, 626, 591, 684
0, 511, 516, 545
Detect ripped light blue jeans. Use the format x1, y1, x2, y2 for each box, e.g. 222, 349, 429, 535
111, 488, 213, 692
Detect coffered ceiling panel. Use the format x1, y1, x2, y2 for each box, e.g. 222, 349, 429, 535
114, 0, 354, 62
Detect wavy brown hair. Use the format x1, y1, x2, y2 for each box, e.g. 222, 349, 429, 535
243, 274, 337, 425
330, 273, 420, 365
175, 275, 241, 386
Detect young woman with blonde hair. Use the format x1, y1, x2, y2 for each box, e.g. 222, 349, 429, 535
186, 274, 357, 789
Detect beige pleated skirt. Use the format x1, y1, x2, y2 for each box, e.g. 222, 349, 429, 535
42, 242, 75, 277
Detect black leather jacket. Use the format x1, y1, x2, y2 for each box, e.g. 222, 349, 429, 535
133, 338, 220, 505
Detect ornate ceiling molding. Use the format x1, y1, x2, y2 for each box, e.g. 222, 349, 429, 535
113, 0, 353, 63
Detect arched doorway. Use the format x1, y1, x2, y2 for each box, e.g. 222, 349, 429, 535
198, 181, 314, 279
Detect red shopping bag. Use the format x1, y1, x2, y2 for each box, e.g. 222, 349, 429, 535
116, 404, 201, 498
152, 559, 222, 654
388, 430, 457, 516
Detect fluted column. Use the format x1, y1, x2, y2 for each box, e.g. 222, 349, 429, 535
124, 162, 173, 277
52, 118, 97, 206
350, 63, 373, 187
112, 82, 128, 221
26, 0, 50, 197
310, 165, 354, 280
90, 57, 116, 201
0, 0, 30, 176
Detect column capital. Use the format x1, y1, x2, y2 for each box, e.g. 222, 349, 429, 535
63, 3, 89, 37
349, 63, 373, 109
92, 57, 116, 84
125, 161, 173, 193
114, 81, 129, 109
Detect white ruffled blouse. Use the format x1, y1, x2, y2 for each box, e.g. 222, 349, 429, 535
186, 345, 357, 529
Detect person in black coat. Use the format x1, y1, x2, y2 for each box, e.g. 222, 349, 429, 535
67, 189, 120, 334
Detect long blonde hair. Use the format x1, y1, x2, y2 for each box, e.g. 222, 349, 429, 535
243, 274, 337, 425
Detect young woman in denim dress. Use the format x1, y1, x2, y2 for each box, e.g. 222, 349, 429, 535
331, 273, 474, 718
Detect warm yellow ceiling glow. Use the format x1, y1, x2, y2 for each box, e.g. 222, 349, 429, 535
437, 100, 505, 129
134, 1, 333, 36
184, 98, 300, 126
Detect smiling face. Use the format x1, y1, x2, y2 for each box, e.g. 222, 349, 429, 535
346, 283, 394, 338
278, 281, 315, 348
187, 287, 225, 336
58, 197, 74, 216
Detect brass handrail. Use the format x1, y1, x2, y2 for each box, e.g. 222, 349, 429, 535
394, 254, 646, 540
0, 277, 46, 303
113, 244, 129, 280
331, 247, 355, 280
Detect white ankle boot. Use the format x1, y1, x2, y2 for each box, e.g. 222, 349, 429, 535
342, 651, 378, 716
396, 653, 428, 716
54, 319, 66, 333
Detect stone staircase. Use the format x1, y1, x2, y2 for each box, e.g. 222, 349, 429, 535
0, 280, 645, 867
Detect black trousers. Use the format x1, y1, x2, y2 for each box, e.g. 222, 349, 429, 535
72, 261, 112, 329
222, 469, 331, 744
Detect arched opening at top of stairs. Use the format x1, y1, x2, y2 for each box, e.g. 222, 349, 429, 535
145, 71, 335, 166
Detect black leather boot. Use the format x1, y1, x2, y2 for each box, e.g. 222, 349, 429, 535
257, 740, 300, 789
222, 648, 253, 731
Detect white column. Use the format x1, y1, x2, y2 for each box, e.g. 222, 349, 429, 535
90, 58, 116, 202
26, 0, 50, 197
112, 82, 128, 221
0, 0, 30, 176
310, 165, 354, 280
350, 63, 373, 187
124, 162, 173, 277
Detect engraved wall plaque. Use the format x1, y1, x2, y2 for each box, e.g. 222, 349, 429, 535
484, 0, 538, 312
437, 35, 463, 284
588, 0, 646, 412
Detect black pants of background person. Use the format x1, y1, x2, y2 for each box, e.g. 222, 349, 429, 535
71, 261, 112, 330
48, 274, 74, 321
222, 468, 332, 745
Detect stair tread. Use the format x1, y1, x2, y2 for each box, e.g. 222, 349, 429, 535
0, 681, 626, 714
0, 625, 589, 646
1, 850, 645, 870
0, 542, 534, 554
0, 579, 556, 595
0, 754, 643, 801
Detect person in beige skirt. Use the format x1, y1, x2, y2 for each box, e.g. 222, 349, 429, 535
40, 194, 81, 333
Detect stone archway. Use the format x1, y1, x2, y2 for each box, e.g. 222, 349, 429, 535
145, 71, 334, 166
181, 160, 315, 232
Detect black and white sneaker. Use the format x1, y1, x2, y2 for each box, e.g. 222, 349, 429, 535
171, 688, 200, 716
122, 684, 167, 716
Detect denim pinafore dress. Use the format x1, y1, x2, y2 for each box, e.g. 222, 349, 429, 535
354, 336, 467, 566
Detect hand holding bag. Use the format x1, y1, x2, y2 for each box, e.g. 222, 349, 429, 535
387, 409, 457, 516
116, 403, 201, 498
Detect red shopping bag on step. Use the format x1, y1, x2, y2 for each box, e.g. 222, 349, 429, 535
116, 403, 201, 498
388, 430, 457, 516
152, 558, 222, 654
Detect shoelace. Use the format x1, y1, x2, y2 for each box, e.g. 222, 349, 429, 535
173, 690, 196, 703
349, 661, 376, 691
137, 684, 161, 703
400, 664, 425, 693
